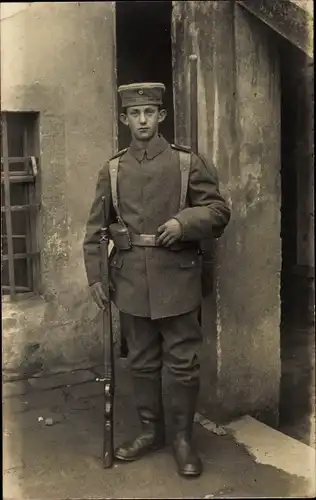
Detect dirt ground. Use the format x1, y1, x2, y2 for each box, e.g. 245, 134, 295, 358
3, 360, 314, 499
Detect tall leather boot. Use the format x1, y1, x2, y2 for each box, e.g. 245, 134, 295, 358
115, 374, 165, 461
171, 382, 202, 477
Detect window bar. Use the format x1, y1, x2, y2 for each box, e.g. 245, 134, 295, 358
1, 156, 33, 163
2, 114, 16, 296
23, 127, 33, 290
29, 155, 39, 290
1, 251, 39, 261
2, 285, 31, 293
29, 181, 38, 291
1, 204, 40, 212
33, 155, 41, 293
1, 174, 35, 183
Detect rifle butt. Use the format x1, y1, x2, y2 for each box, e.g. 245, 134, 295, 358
102, 307, 115, 469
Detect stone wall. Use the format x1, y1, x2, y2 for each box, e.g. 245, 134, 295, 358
172, 0, 282, 425
1, 2, 118, 377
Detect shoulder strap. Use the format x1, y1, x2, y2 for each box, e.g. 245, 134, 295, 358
109, 157, 120, 218
110, 146, 191, 217
171, 144, 191, 211
108, 148, 128, 218
178, 150, 191, 211
109, 147, 128, 161
171, 143, 191, 153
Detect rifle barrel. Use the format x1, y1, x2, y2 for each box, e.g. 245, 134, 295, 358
189, 54, 198, 153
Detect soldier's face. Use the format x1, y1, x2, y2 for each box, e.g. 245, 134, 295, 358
120, 105, 167, 141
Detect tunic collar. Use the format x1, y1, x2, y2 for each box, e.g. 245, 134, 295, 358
129, 134, 169, 161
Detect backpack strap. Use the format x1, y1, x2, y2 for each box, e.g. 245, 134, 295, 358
178, 151, 191, 211
108, 148, 127, 219
110, 145, 191, 218
171, 144, 191, 211
109, 157, 120, 217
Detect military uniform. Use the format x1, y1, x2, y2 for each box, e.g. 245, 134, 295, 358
83, 82, 231, 477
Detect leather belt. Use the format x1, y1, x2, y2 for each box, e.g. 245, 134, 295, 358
132, 234, 159, 247
131, 233, 197, 252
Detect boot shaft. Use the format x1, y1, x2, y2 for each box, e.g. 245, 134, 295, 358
132, 373, 165, 431
170, 382, 199, 437
170, 382, 202, 477
115, 372, 165, 462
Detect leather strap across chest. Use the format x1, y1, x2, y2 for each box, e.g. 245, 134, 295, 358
109, 149, 191, 220
178, 150, 190, 211
109, 158, 121, 219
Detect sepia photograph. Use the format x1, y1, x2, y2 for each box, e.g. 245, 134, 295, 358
1, 1, 315, 498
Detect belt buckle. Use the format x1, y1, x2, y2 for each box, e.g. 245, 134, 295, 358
142, 234, 156, 246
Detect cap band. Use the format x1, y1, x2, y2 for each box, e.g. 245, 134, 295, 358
118, 82, 165, 108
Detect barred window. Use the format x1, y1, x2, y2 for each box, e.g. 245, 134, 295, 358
1, 112, 41, 296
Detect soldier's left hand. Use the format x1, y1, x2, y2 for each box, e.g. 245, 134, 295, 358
157, 218, 182, 247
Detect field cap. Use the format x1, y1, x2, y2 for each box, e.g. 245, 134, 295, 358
118, 82, 166, 107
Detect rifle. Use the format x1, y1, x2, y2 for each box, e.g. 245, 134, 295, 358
189, 54, 198, 154
189, 54, 215, 310
99, 195, 115, 468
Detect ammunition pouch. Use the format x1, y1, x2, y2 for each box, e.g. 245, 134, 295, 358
109, 222, 132, 250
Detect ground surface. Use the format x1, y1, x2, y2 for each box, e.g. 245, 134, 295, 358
3, 360, 315, 499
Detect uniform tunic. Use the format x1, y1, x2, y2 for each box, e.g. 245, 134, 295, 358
83, 135, 230, 320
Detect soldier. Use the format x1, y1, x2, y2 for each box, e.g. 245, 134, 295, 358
83, 82, 231, 477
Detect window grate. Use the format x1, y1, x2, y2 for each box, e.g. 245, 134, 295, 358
1, 112, 41, 297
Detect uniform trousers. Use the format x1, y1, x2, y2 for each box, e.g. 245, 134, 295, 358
120, 308, 202, 386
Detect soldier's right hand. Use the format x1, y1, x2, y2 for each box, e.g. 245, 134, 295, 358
90, 282, 109, 310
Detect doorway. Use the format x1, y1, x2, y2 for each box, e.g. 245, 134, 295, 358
115, 0, 174, 150
115, 0, 174, 358
279, 35, 315, 445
